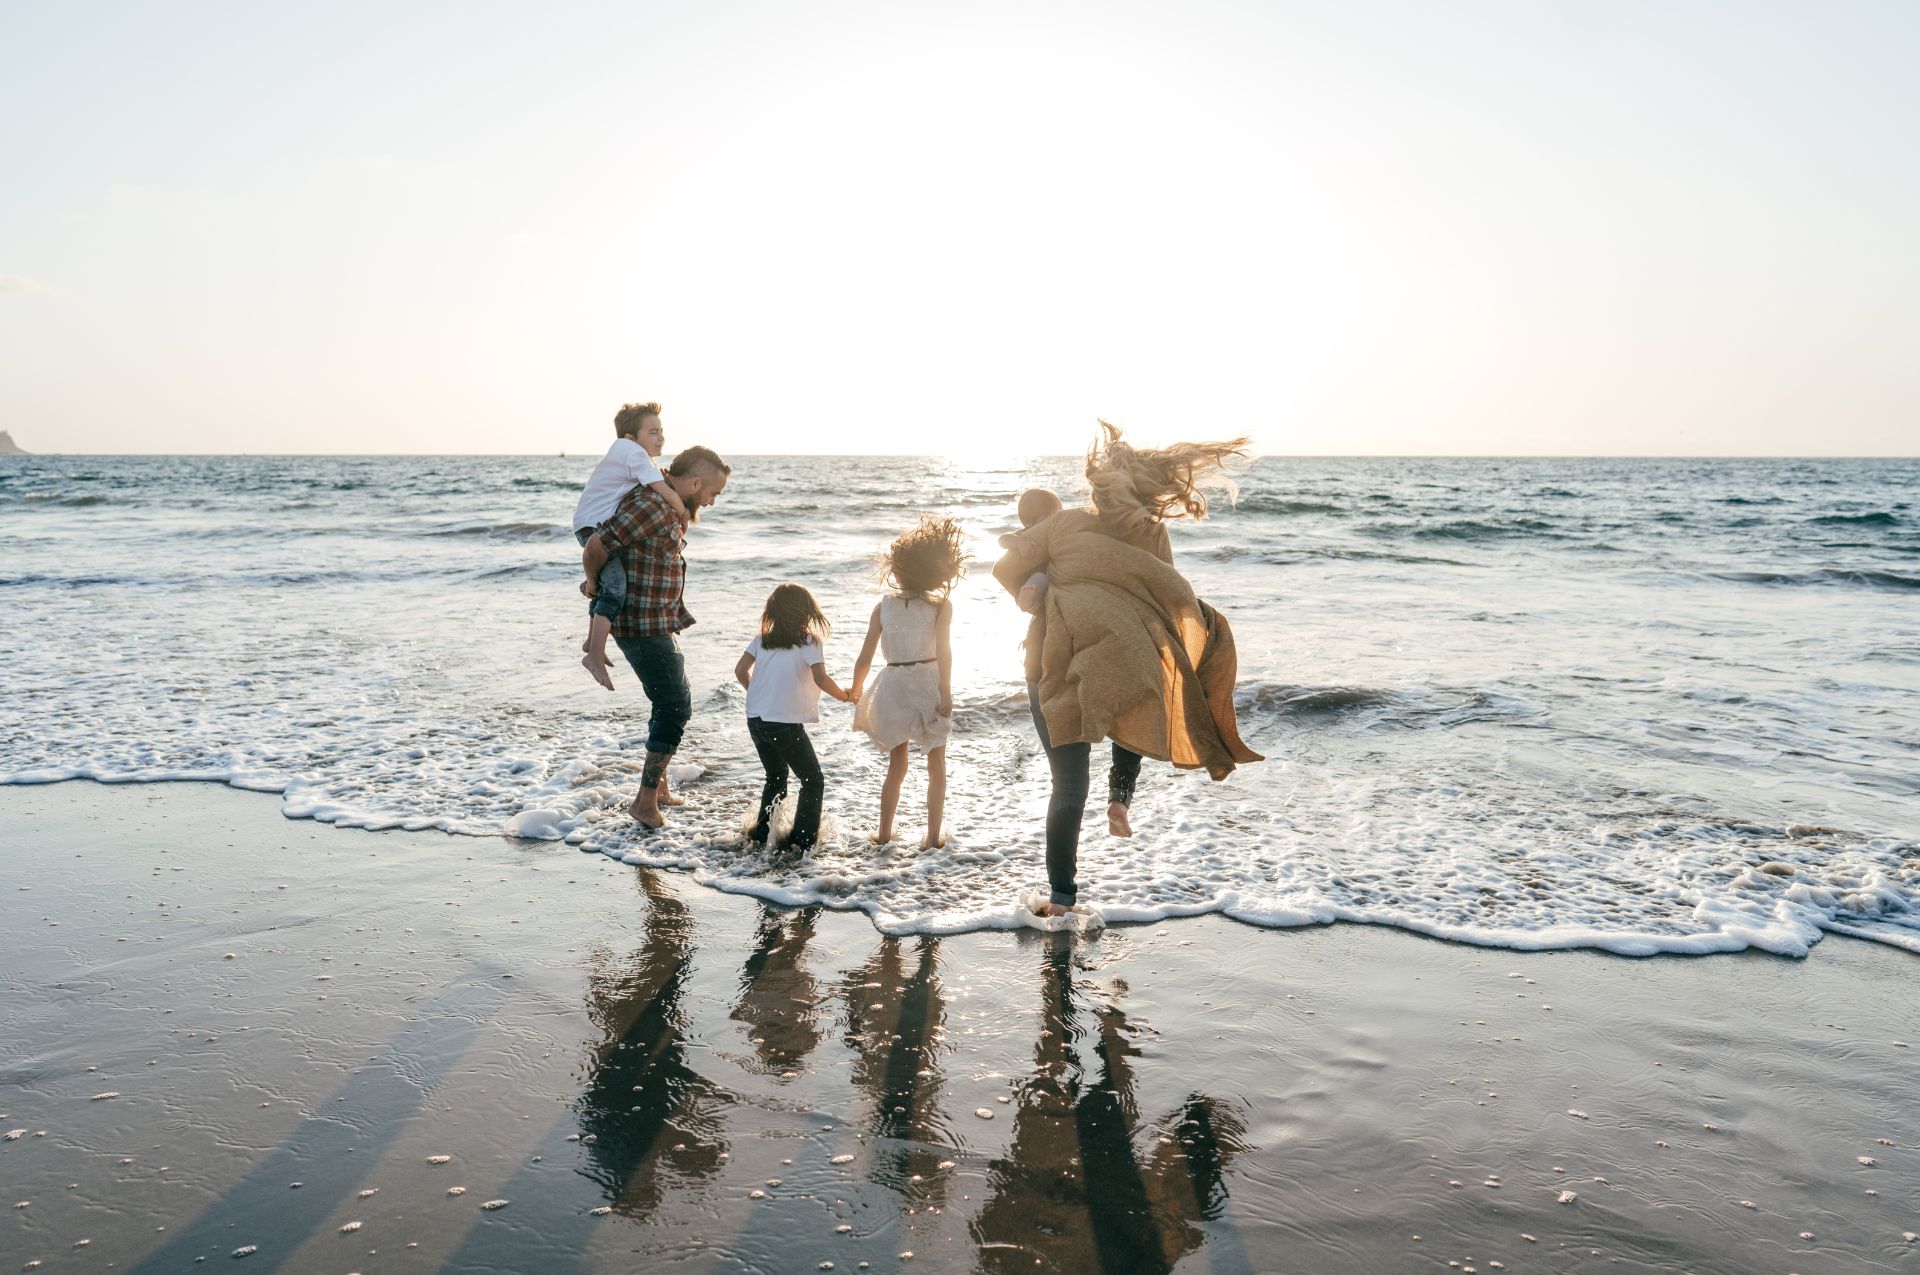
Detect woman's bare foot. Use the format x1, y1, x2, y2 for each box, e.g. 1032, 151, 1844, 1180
868, 831, 893, 846
1107, 801, 1132, 837
629, 787, 665, 828
919, 832, 946, 850
581, 653, 615, 690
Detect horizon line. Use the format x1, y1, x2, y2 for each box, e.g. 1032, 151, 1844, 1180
5, 450, 1918, 461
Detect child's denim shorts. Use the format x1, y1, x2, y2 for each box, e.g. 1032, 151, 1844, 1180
575, 526, 627, 621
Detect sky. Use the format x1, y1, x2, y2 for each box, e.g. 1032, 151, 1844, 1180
2, 1, 1917, 457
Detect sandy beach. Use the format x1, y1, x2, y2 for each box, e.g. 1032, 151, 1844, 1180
3, 781, 1916, 1274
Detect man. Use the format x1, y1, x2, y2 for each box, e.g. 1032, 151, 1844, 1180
581, 445, 732, 827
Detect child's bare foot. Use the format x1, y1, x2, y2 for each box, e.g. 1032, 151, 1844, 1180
629, 787, 665, 828
1108, 801, 1132, 838
581, 653, 615, 690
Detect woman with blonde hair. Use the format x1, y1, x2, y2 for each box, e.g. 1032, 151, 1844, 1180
994, 422, 1263, 918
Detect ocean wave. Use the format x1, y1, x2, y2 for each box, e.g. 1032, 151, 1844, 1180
1236, 682, 1546, 729
1811, 511, 1900, 527
1228, 495, 1345, 516
1191, 544, 1471, 567
425, 520, 574, 541
1709, 567, 1920, 591
15, 493, 110, 507
1359, 518, 1564, 542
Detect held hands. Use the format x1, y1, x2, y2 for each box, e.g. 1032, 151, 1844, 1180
1016, 583, 1039, 613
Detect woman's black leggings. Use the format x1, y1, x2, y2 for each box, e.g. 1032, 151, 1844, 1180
1028, 682, 1142, 908
747, 717, 824, 850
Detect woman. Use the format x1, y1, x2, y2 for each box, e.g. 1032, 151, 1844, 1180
994, 422, 1263, 918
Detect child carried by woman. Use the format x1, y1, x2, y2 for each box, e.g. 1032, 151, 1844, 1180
994, 423, 1264, 918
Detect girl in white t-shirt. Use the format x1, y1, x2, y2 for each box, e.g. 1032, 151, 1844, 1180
735, 584, 853, 849
572, 404, 690, 690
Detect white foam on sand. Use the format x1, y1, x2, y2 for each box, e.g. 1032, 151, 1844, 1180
6, 707, 1918, 956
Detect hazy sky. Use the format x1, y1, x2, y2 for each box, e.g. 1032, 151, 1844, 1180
3, 1, 1916, 456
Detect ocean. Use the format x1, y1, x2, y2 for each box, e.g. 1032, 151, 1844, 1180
2, 453, 1915, 956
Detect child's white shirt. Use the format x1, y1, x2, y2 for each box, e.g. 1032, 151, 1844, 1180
743, 636, 825, 724
573, 438, 664, 531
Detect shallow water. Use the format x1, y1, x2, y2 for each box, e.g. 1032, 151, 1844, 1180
2, 453, 1916, 954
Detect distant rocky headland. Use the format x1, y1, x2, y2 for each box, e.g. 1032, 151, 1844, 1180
0, 431, 27, 455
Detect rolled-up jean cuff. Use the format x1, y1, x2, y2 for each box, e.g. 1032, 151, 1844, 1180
588, 592, 624, 620
1049, 889, 1076, 909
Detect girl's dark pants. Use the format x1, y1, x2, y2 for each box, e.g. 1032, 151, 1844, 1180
747, 716, 824, 849
1027, 682, 1142, 909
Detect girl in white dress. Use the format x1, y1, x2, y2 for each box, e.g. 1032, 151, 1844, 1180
850, 517, 968, 848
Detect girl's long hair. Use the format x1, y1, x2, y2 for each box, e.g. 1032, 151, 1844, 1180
760, 583, 831, 649
881, 515, 969, 601
1086, 420, 1251, 538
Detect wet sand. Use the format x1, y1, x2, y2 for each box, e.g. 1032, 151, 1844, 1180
2, 782, 1916, 1274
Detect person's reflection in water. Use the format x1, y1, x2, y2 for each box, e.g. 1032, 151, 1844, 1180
574, 870, 727, 1215
970, 934, 1249, 1274
730, 903, 824, 1073
844, 937, 955, 1210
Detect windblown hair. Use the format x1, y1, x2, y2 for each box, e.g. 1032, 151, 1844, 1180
668, 444, 731, 481
613, 402, 662, 438
1085, 420, 1250, 537
880, 516, 969, 600
759, 583, 831, 650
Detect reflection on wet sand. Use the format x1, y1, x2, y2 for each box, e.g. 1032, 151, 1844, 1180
574, 871, 728, 1214
971, 934, 1249, 1274
730, 904, 825, 1073
844, 937, 955, 1208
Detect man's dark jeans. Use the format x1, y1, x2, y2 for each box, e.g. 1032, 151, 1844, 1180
613, 634, 692, 755
1028, 682, 1143, 908
746, 716, 824, 850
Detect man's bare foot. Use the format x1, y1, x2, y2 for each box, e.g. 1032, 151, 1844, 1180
629, 788, 665, 828
1031, 902, 1070, 918
1108, 801, 1132, 838
919, 832, 947, 850
656, 778, 686, 808
581, 653, 615, 691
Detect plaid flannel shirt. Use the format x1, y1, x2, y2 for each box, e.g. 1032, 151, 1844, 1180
594, 484, 694, 638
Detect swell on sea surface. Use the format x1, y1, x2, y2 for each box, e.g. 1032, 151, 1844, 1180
1708, 567, 1920, 591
